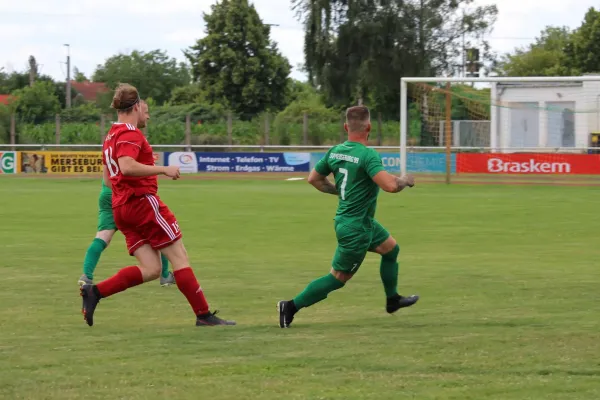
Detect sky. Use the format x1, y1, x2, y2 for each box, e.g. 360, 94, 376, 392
0, 0, 596, 85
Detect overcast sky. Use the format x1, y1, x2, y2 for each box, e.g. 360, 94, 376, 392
0, 0, 596, 84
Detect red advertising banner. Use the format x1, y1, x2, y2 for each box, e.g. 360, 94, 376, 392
457, 153, 600, 174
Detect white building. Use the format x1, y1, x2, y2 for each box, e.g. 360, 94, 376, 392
493, 75, 600, 151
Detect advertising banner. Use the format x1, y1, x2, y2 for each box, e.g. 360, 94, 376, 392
20, 151, 103, 174
310, 152, 326, 170
17, 151, 164, 174
457, 153, 600, 174
383, 153, 456, 174
166, 152, 311, 173
0, 151, 16, 174
167, 152, 198, 173
309, 152, 455, 173
152, 152, 164, 167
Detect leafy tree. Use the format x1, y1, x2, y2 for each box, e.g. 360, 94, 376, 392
92, 49, 191, 105
496, 26, 573, 76
564, 7, 600, 74
273, 79, 338, 145
0, 70, 53, 94
0, 104, 11, 143
498, 8, 600, 77
54, 83, 82, 109
293, 0, 497, 117
10, 81, 61, 123
169, 84, 205, 105
60, 102, 103, 123
185, 0, 291, 119
73, 67, 88, 83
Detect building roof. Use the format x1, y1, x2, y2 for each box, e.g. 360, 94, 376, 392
497, 82, 583, 89
0, 94, 14, 105
70, 81, 109, 101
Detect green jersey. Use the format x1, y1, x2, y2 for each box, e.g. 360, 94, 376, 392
314, 141, 385, 230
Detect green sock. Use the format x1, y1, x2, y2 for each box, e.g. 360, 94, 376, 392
380, 244, 400, 298
293, 273, 345, 310
83, 238, 107, 280
160, 253, 170, 278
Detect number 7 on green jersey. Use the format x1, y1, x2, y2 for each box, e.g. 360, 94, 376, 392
339, 168, 349, 200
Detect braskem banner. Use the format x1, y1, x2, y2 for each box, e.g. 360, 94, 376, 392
166, 152, 311, 173
310, 152, 456, 173
457, 153, 600, 174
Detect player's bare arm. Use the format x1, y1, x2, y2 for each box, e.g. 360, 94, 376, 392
372, 171, 415, 193
102, 166, 112, 189
307, 169, 338, 195
118, 156, 180, 179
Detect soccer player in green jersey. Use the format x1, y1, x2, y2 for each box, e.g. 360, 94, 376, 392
277, 105, 419, 328
78, 100, 174, 287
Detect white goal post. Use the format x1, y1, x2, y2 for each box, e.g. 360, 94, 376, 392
399, 75, 600, 175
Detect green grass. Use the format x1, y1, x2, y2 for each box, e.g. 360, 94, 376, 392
1, 177, 600, 399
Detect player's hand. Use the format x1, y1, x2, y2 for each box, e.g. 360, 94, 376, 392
402, 174, 415, 188
164, 166, 181, 180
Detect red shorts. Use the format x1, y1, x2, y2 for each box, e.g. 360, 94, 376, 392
114, 194, 182, 256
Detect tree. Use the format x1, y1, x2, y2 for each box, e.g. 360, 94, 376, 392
185, 0, 291, 118
564, 7, 600, 74
169, 84, 205, 105
10, 81, 61, 123
496, 26, 573, 76
293, 0, 497, 117
73, 67, 88, 82
0, 70, 53, 94
92, 49, 191, 105
54, 82, 82, 109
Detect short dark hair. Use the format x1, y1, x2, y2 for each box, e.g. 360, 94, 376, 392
346, 106, 370, 133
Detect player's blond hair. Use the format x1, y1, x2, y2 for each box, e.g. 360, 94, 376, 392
346, 106, 371, 133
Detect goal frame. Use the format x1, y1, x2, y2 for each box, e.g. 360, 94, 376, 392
399, 75, 600, 176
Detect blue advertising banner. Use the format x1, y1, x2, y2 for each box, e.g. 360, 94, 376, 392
309, 152, 455, 173
310, 152, 326, 170
383, 153, 456, 173
165, 152, 311, 173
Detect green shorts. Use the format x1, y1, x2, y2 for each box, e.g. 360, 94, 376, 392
331, 219, 390, 274
97, 189, 117, 232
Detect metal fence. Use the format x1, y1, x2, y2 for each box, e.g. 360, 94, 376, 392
0, 110, 403, 149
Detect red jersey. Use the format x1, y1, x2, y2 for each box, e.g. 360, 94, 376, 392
102, 123, 157, 207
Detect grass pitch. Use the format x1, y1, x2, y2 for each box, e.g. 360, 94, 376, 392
1, 177, 600, 400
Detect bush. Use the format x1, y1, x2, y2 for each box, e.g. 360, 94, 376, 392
11, 100, 404, 146
60, 103, 103, 123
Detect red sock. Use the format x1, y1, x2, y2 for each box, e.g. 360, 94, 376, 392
174, 267, 210, 316
96, 266, 144, 298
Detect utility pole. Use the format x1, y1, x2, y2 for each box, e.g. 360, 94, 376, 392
28, 56, 37, 86
461, 12, 466, 78
64, 44, 71, 108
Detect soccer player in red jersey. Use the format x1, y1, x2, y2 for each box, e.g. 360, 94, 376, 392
80, 83, 235, 327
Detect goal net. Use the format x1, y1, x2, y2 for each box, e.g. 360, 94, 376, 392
400, 76, 600, 184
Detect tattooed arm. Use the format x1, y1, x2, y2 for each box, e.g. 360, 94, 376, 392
372, 171, 415, 193
307, 169, 338, 195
